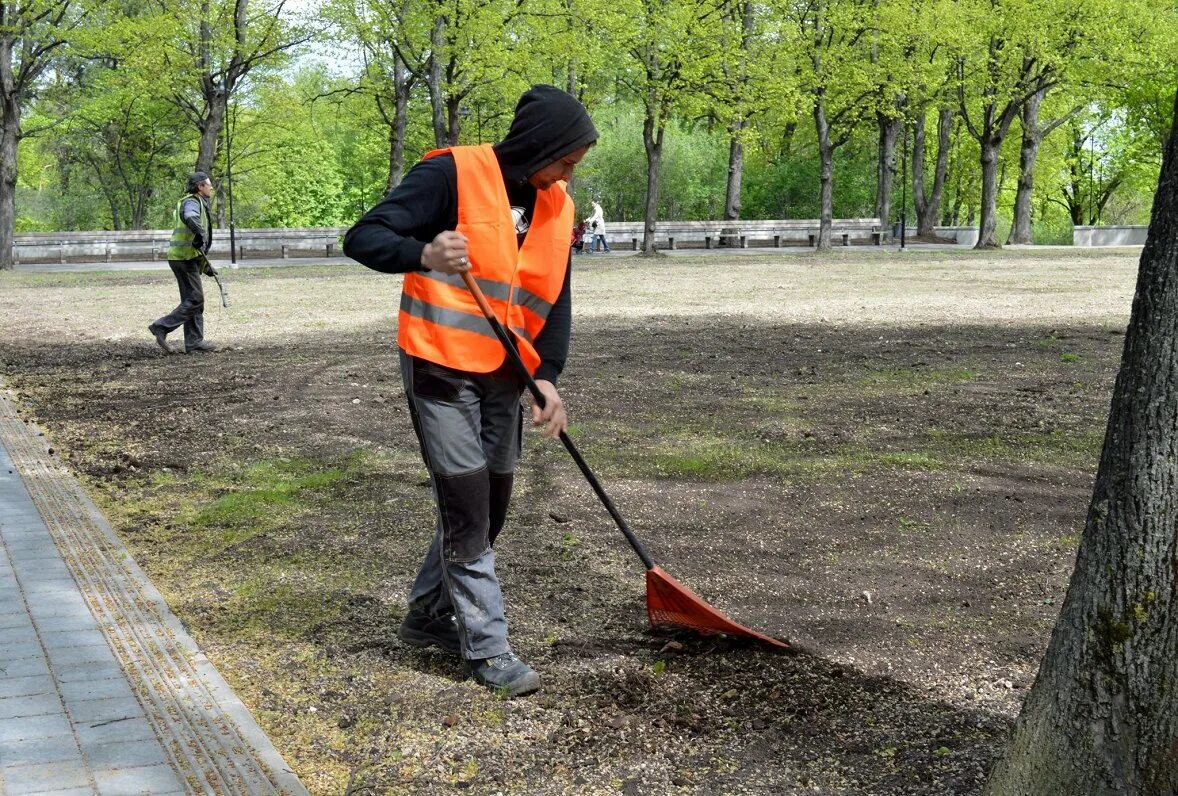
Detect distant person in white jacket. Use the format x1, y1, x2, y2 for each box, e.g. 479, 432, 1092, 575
585, 200, 610, 253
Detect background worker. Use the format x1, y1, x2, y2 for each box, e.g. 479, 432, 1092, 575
150, 172, 217, 354
586, 199, 610, 253
343, 85, 597, 697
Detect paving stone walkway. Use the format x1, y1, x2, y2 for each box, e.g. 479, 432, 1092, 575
0, 389, 307, 795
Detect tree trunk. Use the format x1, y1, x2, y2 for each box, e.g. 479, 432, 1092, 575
1008, 88, 1044, 245
722, 124, 744, 246
427, 16, 446, 148
814, 95, 834, 251
915, 107, 952, 237
0, 31, 18, 272
641, 110, 663, 255
0, 97, 18, 271
445, 95, 461, 146
1066, 125, 1086, 225
131, 191, 149, 230
195, 96, 225, 175
387, 55, 410, 192
875, 112, 900, 232
0, 120, 16, 270
975, 136, 1002, 248
985, 90, 1178, 796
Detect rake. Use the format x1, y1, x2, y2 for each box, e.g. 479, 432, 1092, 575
461, 271, 789, 650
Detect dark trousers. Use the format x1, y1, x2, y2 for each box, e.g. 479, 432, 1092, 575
399, 350, 523, 659
155, 259, 205, 350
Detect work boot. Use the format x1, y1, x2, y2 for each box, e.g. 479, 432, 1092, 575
469, 651, 541, 697
398, 609, 460, 655
148, 324, 173, 354
186, 340, 217, 354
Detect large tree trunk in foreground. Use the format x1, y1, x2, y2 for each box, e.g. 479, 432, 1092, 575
985, 89, 1178, 796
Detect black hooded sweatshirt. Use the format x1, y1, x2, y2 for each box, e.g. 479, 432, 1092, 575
342, 85, 598, 384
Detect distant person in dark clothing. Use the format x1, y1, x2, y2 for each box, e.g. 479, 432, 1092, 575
150, 172, 217, 354
343, 85, 598, 697
572, 220, 587, 254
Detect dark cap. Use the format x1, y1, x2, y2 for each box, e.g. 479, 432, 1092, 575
187, 172, 210, 193
493, 85, 598, 183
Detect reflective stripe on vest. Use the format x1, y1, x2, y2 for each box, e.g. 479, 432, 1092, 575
167, 195, 208, 260
397, 144, 572, 375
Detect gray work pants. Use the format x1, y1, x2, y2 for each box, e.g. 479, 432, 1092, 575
155, 259, 205, 350
399, 350, 523, 660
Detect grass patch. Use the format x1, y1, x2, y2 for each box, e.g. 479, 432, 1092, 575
925, 428, 1102, 466
645, 434, 945, 481
190, 456, 355, 545
857, 366, 978, 393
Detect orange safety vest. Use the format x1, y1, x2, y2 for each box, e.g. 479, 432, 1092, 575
398, 144, 573, 375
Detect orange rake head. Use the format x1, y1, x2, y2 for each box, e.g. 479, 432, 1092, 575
646, 566, 790, 650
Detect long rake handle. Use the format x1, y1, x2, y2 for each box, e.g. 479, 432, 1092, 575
460, 271, 655, 570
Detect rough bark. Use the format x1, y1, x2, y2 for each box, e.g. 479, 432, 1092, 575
721, 131, 743, 245
814, 96, 834, 251
195, 95, 225, 174
427, 16, 447, 147
387, 111, 406, 192
959, 50, 1038, 249
874, 112, 901, 232
0, 96, 18, 270
721, 0, 753, 246
976, 131, 1009, 248
985, 89, 1178, 796
913, 107, 952, 237
641, 107, 664, 255
1006, 89, 1043, 244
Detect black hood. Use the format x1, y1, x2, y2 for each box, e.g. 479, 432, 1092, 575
493, 85, 598, 183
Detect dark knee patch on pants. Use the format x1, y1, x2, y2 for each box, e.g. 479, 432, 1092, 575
435, 469, 490, 562
488, 472, 513, 547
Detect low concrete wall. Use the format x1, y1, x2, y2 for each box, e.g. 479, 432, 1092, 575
14, 219, 981, 263
1073, 226, 1148, 246
13, 227, 348, 264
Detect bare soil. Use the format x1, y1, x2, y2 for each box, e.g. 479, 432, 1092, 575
0, 248, 1138, 794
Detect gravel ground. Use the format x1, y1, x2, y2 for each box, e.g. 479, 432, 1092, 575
0, 246, 1140, 794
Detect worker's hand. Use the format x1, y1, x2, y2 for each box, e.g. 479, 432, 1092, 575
202, 260, 218, 277
422, 231, 470, 274
530, 380, 567, 439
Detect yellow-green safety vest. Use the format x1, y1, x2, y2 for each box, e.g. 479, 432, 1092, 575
167, 194, 210, 260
